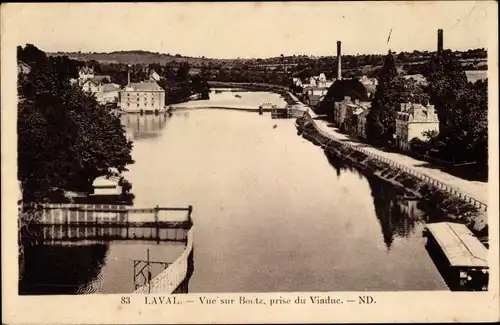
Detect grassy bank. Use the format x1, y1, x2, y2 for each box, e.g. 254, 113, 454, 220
296, 116, 488, 244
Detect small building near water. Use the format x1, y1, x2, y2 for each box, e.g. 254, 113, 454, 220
92, 176, 122, 196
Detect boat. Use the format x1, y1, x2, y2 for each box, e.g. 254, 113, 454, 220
423, 222, 488, 291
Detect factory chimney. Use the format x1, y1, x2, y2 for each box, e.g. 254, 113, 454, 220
127, 64, 131, 86
336, 41, 342, 81
437, 29, 443, 54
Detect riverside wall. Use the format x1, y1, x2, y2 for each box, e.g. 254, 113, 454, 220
296, 114, 488, 241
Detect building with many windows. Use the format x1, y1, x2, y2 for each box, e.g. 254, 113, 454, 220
395, 102, 439, 151
118, 81, 166, 113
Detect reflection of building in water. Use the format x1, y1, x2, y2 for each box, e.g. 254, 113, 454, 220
121, 114, 168, 140
324, 149, 425, 249
367, 177, 425, 249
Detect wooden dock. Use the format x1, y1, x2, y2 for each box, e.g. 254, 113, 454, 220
22, 204, 193, 244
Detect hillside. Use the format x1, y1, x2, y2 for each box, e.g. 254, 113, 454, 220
47, 50, 235, 66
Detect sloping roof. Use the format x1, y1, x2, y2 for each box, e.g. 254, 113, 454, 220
17, 61, 31, 74
93, 176, 118, 188
91, 75, 111, 83
102, 83, 120, 92
79, 66, 94, 74
358, 109, 370, 119
353, 107, 366, 116
465, 70, 487, 83
122, 81, 164, 92
426, 222, 488, 268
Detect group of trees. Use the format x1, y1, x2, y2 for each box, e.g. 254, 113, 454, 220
18, 44, 134, 203
365, 50, 488, 178
365, 52, 430, 145
315, 78, 369, 120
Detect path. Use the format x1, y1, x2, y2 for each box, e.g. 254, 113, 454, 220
288, 92, 489, 205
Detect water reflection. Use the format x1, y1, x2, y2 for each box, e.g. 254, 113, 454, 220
19, 224, 190, 295
121, 113, 168, 140
325, 150, 425, 250
20, 243, 109, 295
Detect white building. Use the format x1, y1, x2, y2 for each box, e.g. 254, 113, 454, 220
78, 67, 95, 84
149, 69, 161, 82
92, 176, 122, 196
119, 81, 166, 113
395, 102, 439, 151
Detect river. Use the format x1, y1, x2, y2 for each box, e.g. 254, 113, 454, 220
20, 90, 448, 294
122, 90, 447, 292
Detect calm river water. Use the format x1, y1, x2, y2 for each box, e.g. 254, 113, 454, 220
20, 91, 448, 294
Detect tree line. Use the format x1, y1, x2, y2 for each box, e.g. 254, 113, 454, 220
366, 50, 488, 179
17, 44, 134, 204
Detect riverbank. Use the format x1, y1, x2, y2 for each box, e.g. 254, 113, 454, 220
296, 115, 488, 243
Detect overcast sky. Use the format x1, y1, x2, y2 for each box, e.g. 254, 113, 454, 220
4, 2, 497, 59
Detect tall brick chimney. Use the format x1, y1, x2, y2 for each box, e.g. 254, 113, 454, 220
336, 41, 342, 80
437, 29, 443, 53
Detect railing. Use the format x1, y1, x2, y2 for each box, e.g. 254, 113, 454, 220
30, 203, 193, 225
133, 227, 194, 294
303, 112, 488, 212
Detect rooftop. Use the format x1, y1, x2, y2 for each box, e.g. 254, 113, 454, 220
122, 81, 164, 92
426, 222, 488, 268
102, 83, 120, 92
465, 70, 487, 83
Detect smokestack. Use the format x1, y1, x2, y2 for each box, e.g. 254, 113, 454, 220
127, 64, 131, 86
437, 29, 443, 53
336, 41, 342, 81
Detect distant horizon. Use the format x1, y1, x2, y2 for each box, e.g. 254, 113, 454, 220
5, 2, 496, 60
35, 46, 488, 61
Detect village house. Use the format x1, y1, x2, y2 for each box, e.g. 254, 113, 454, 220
17, 61, 31, 75
402, 74, 428, 87
303, 87, 327, 107
80, 75, 120, 105
395, 102, 439, 151
344, 102, 371, 135
81, 76, 111, 93
78, 66, 95, 85
359, 75, 378, 98
119, 81, 166, 113
357, 109, 370, 140
292, 77, 303, 88
149, 69, 161, 82
95, 83, 121, 105
333, 96, 370, 129
465, 70, 488, 83
343, 100, 371, 134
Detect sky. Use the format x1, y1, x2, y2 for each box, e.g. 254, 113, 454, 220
2, 2, 498, 59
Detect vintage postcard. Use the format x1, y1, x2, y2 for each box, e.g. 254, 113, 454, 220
1, 1, 499, 324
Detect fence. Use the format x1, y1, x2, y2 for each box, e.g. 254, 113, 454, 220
133, 227, 194, 294
303, 112, 488, 213
31, 203, 192, 225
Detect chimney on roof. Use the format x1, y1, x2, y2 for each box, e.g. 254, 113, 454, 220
437, 29, 443, 54
337, 41, 342, 81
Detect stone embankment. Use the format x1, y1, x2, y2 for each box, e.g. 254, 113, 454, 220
296, 115, 488, 242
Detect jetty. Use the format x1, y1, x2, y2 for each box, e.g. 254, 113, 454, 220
22, 204, 193, 244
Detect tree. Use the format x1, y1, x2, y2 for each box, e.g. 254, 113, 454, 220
316, 78, 368, 118
366, 51, 399, 146
17, 45, 134, 203
423, 50, 488, 178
